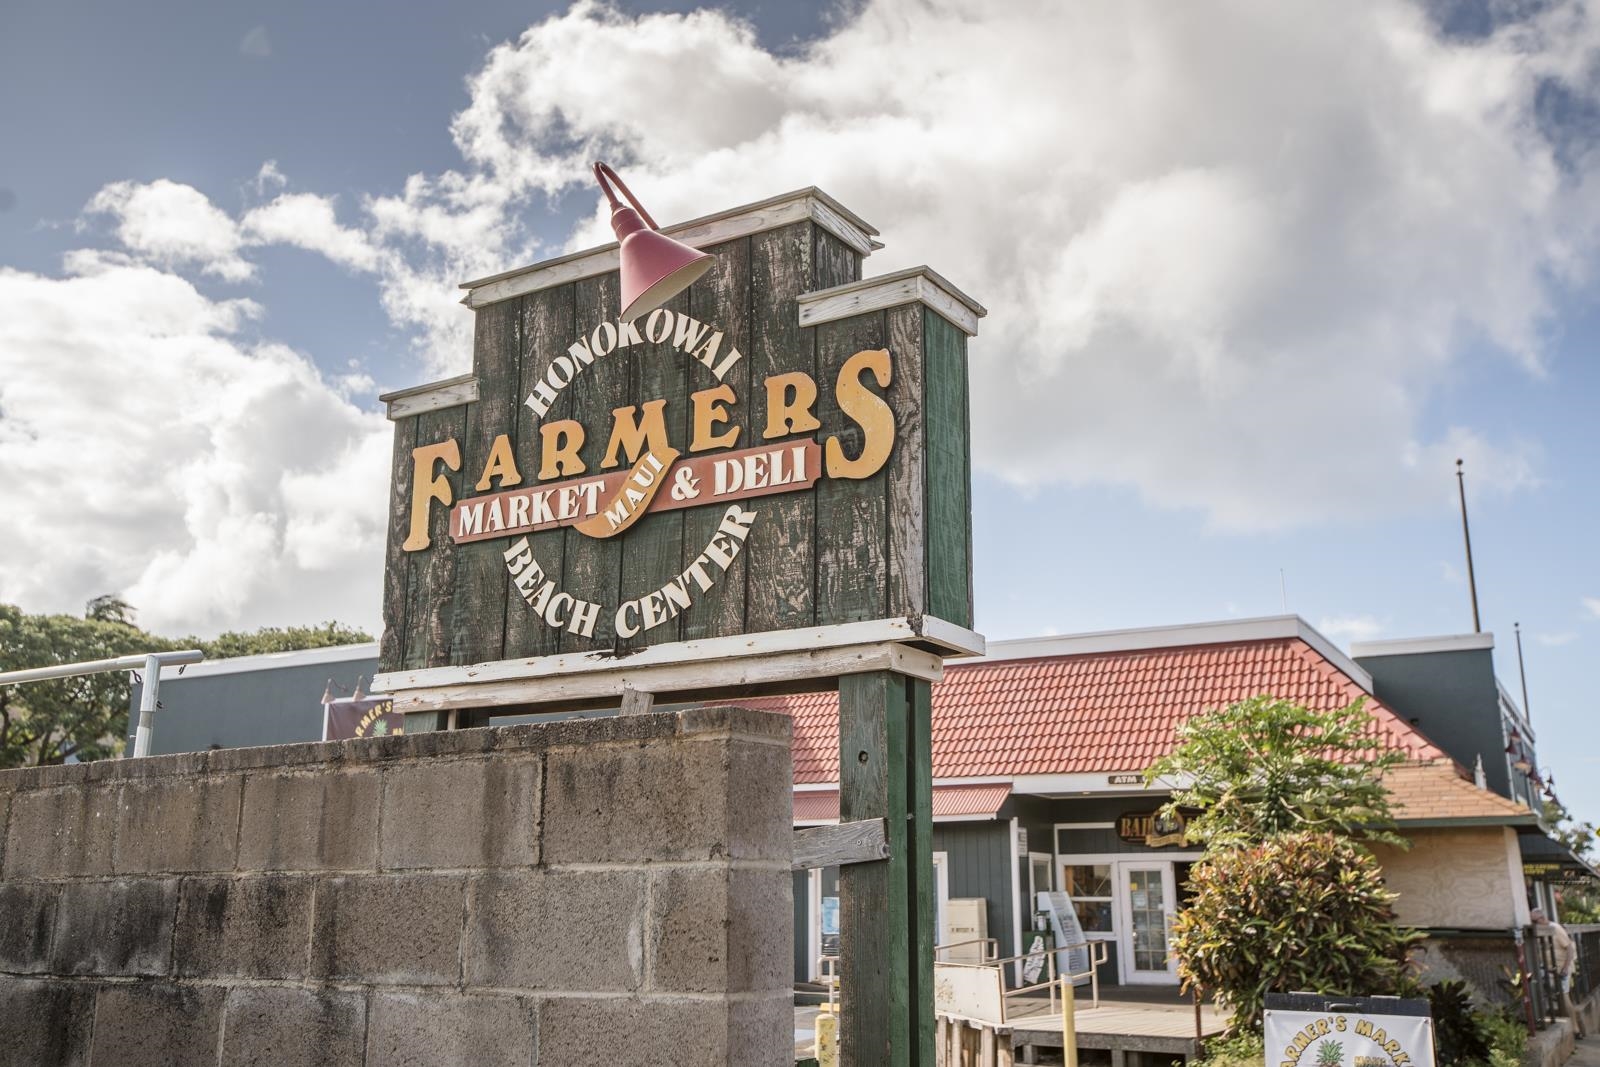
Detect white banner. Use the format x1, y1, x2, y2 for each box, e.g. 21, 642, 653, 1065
1265, 1006, 1435, 1067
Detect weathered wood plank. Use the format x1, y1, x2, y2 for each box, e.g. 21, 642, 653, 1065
909, 676, 936, 1066
401, 404, 468, 669
617, 289, 690, 650
885, 303, 926, 620
381, 373, 478, 420
460, 188, 878, 309
619, 685, 654, 716
792, 818, 889, 871
797, 267, 986, 337
382, 641, 943, 713
502, 283, 576, 659
814, 308, 890, 625
924, 309, 973, 628
840, 669, 913, 1066
375, 616, 971, 692
559, 272, 626, 652
815, 227, 860, 289
745, 222, 817, 633
681, 235, 753, 641
449, 298, 520, 665
379, 415, 418, 672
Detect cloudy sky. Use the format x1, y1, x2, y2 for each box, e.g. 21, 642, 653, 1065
2, 0, 1597, 819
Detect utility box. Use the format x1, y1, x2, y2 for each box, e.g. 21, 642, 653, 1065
944, 898, 990, 963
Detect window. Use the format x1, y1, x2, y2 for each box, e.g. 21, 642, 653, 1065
1061, 862, 1114, 934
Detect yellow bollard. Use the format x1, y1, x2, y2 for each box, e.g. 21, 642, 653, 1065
814, 1005, 838, 1067
1061, 974, 1077, 1067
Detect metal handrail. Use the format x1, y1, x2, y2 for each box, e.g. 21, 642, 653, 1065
934, 937, 1001, 962
0, 649, 204, 758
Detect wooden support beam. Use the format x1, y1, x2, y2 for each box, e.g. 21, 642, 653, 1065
792, 818, 889, 871
619, 686, 655, 716
839, 670, 933, 1066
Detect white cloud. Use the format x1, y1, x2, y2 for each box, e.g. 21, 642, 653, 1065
1583, 596, 1600, 619
242, 193, 381, 271
1318, 614, 1388, 645
240, 26, 271, 58
0, 258, 388, 636
84, 180, 254, 282
396, 0, 1600, 529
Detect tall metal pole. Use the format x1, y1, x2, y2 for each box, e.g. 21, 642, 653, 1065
1514, 621, 1531, 722
1456, 459, 1482, 633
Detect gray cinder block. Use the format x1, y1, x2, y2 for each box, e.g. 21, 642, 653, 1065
113, 776, 242, 874
219, 985, 366, 1067
378, 756, 540, 870
648, 866, 793, 994
365, 991, 535, 1067
172, 874, 315, 979
0, 882, 58, 973
88, 983, 226, 1067
310, 873, 464, 984
536, 995, 742, 1067
50, 878, 177, 976
0, 979, 94, 1067
237, 770, 381, 871
2, 786, 118, 879
462, 868, 645, 991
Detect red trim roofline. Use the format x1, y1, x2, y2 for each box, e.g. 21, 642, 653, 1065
979, 615, 1372, 691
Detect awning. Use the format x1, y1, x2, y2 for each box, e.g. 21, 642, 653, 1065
793, 783, 1012, 825
1520, 831, 1600, 884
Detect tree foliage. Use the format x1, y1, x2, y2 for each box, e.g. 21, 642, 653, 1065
0, 602, 172, 767
1172, 831, 1421, 1032
185, 621, 372, 660
0, 600, 371, 770
1145, 695, 1406, 847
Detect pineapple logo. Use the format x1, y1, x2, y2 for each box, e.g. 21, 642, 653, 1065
1315, 1040, 1344, 1067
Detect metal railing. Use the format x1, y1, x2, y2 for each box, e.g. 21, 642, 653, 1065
0, 650, 204, 758
931, 935, 1107, 1021
1572, 924, 1600, 1002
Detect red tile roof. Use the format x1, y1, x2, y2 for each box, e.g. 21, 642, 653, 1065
727, 637, 1446, 785
795, 784, 1013, 823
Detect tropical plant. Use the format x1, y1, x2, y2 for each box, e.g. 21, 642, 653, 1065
1204, 1031, 1266, 1067
1145, 695, 1406, 847
1427, 980, 1491, 1067
1315, 1039, 1344, 1067
1170, 831, 1421, 1032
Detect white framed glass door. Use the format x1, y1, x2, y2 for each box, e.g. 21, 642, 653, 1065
1117, 862, 1178, 984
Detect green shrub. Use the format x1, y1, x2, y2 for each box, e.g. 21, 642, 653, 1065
1481, 1010, 1527, 1067
1427, 980, 1491, 1066
1204, 1030, 1266, 1067
1170, 831, 1421, 1031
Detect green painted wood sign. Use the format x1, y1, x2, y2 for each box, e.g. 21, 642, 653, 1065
377, 190, 982, 681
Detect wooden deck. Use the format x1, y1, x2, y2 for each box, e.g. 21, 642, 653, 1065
1006, 994, 1229, 1064
795, 994, 1230, 1064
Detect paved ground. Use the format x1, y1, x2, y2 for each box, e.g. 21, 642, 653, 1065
1570, 1035, 1600, 1067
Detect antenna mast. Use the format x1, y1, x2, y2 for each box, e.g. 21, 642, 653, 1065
1456, 459, 1481, 633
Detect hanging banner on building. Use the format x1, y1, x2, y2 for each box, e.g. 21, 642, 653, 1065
325, 697, 404, 741
1265, 994, 1436, 1067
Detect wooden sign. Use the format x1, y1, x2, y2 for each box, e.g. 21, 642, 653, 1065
1117, 810, 1188, 847
375, 190, 984, 707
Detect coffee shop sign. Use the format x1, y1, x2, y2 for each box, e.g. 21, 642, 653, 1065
401, 307, 897, 641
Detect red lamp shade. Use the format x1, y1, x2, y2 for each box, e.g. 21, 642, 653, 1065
594, 162, 712, 322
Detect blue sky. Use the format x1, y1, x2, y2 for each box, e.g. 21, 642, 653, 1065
1, 0, 1597, 825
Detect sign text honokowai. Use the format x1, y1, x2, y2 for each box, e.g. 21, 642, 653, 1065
400, 307, 895, 642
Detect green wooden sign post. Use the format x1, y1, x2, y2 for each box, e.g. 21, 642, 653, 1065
373, 187, 983, 1067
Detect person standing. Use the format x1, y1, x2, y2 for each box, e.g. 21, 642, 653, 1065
1533, 907, 1586, 1039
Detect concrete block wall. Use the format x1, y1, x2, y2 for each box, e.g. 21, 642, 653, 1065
0, 706, 794, 1067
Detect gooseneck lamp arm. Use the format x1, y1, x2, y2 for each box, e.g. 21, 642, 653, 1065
593, 161, 659, 230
